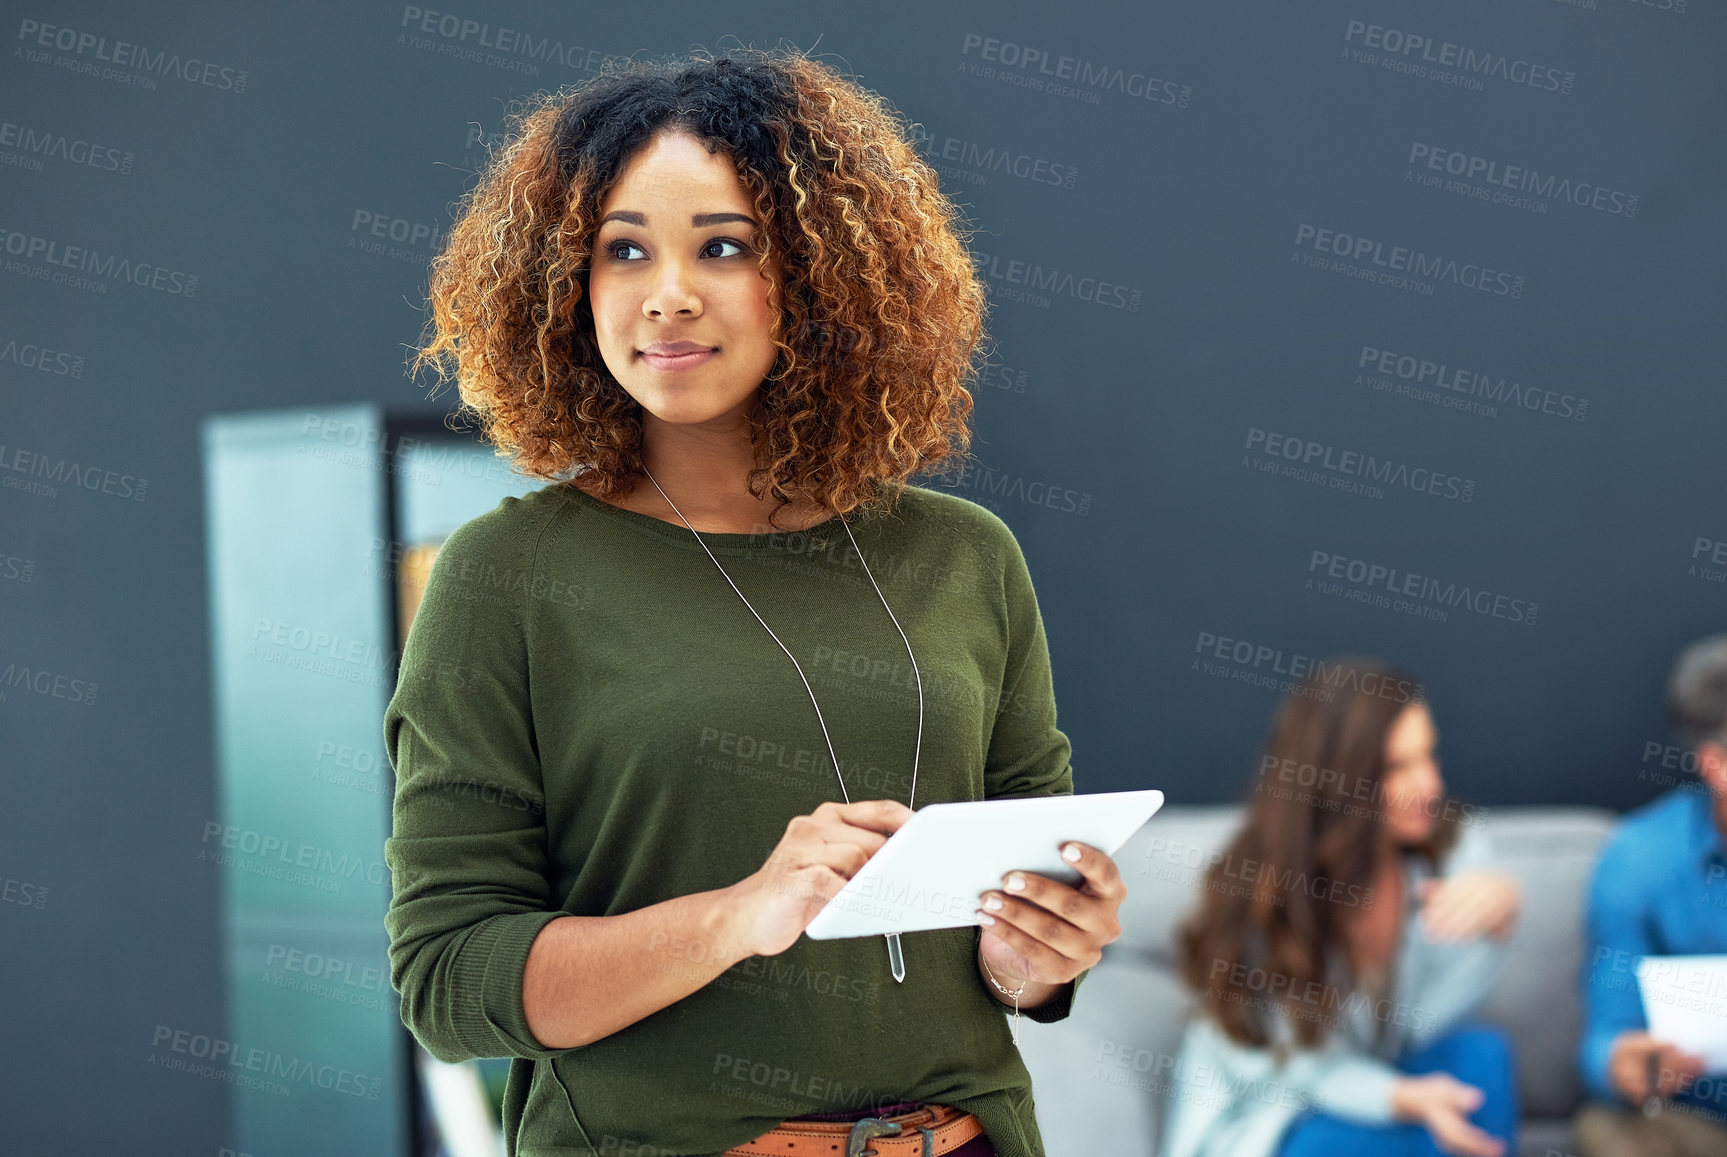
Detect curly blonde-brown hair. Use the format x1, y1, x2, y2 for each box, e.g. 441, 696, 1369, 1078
408, 44, 987, 523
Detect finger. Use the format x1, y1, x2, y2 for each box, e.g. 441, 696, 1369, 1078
1432, 874, 1495, 906
1454, 1124, 1503, 1157
807, 841, 871, 880
1431, 892, 1492, 939
1423, 886, 1490, 939
779, 863, 847, 907
1419, 902, 1456, 938
1656, 1044, 1707, 1077
1674, 1050, 1708, 1075
1430, 1113, 1469, 1154
978, 926, 1037, 984
775, 834, 877, 888
831, 798, 916, 834
1433, 1113, 1501, 1157
974, 900, 1083, 984
1418, 879, 1466, 919
816, 823, 890, 861
1059, 841, 1126, 901
790, 810, 893, 858
1653, 1058, 1703, 1095
1448, 1080, 1485, 1112
1466, 884, 1511, 929
980, 887, 1106, 966
1420, 895, 1470, 939
996, 869, 1120, 944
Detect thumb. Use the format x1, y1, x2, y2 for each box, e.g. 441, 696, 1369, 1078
1448, 1079, 1485, 1112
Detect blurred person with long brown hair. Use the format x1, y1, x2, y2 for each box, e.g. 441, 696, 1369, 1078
1159, 657, 1521, 1157
382, 44, 1124, 1157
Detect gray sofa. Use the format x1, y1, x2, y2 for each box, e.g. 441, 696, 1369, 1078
1016, 805, 1620, 1157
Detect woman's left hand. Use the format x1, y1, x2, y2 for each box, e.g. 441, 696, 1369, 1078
1416, 870, 1522, 942
976, 841, 1125, 991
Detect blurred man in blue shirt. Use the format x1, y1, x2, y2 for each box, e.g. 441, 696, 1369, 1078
1575, 633, 1727, 1156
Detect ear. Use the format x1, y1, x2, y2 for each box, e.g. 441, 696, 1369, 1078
1702, 741, 1727, 789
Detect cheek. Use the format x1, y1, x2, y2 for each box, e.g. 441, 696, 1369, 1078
726, 284, 775, 334
738, 268, 780, 326
587, 289, 627, 347
1384, 779, 1427, 827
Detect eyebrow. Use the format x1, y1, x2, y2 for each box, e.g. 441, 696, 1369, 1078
597, 211, 758, 228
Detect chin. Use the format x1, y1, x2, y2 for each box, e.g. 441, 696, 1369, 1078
1397, 820, 1436, 845
1383, 810, 1427, 841
637, 398, 753, 427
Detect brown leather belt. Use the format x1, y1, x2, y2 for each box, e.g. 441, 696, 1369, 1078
722, 1103, 984, 1157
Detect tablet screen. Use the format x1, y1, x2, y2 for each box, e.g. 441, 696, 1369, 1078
804, 789, 1165, 939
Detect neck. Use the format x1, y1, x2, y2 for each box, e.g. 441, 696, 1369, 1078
624, 412, 834, 534
639, 413, 760, 511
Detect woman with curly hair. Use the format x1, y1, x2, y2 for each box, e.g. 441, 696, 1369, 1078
1160, 659, 1521, 1157
383, 45, 1124, 1157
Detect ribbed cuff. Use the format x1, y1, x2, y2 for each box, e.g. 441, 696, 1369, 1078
1021, 966, 1087, 1024
449, 909, 570, 1060
1310, 1059, 1400, 1124
1580, 1032, 1621, 1106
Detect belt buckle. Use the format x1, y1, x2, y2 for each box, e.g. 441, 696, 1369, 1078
846, 1117, 914, 1157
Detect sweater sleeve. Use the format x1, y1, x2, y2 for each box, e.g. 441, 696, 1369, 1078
1398, 823, 1512, 1052
976, 511, 1087, 1024
382, 502, 568, 1063
1298, 1038, 1404, 1124
1262, 1009, 1402, 1124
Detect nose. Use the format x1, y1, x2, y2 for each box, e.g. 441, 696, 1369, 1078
1421, 757, 1445, 801
643, 256, 701, 318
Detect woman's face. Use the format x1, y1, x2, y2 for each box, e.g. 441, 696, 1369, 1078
1380, 700, 1445, 844
586, 129, 783, 434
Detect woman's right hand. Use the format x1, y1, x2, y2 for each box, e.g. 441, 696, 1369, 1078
1416, 870, 1522, 942
722, 799, 915, 958
1390, 1073, 1505, 1157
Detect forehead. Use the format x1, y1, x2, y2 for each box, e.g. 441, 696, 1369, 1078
1386, 702, 1435, 750
599, 131, 751, 215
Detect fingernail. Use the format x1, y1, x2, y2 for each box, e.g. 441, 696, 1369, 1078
984, 895, 1003, 911
1005, 874, 1025, 892
1062, 844, 1081, 863
976, 911, 996, 925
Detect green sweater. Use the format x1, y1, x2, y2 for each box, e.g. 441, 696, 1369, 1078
383, 480, 1088, 1157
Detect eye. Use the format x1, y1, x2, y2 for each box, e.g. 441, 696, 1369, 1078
703, 237, 748, 258
605, 240, 646, 261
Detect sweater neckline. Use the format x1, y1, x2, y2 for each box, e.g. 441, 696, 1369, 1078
554, 479, 858, 553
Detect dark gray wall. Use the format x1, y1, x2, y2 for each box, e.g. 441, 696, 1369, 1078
3, 0, 1722, 1151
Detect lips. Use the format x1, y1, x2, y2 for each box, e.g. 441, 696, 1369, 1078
641, 341, 716, 355
640, 344, 718, 371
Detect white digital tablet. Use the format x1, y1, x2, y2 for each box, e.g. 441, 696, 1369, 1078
803, 789, 1165, 940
